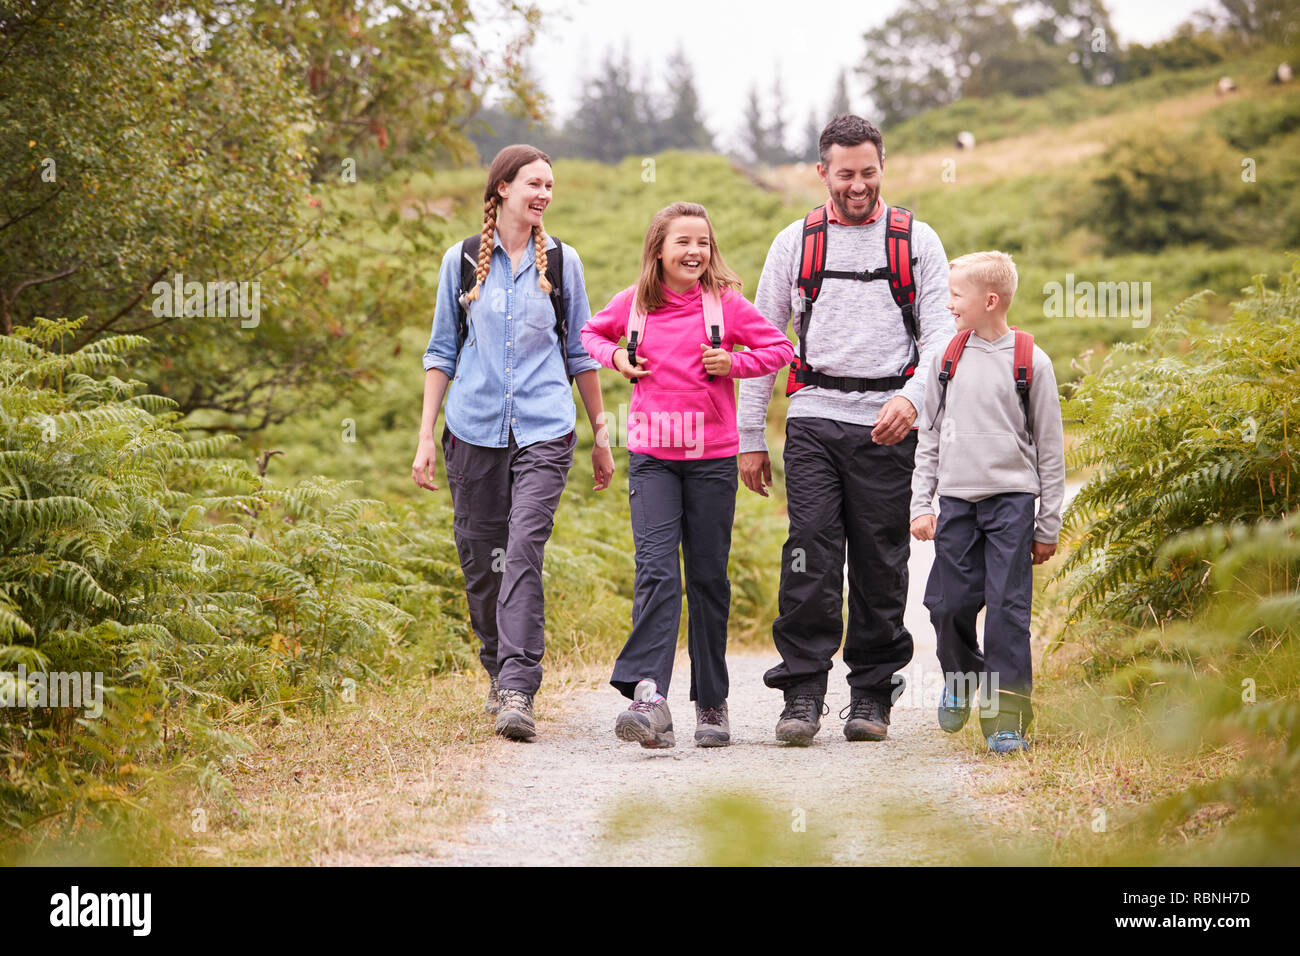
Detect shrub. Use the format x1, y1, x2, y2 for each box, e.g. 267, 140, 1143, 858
1058, 263, 1300, 626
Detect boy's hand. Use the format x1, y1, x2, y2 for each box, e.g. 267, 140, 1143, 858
1031, 540, 1057, 565
910, 515, 936, 541
613, 347, 650, 380
701, 343, 732, 376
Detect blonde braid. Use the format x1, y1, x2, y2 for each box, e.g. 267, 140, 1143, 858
533, 225, 553, 294
464, 197, 497, 304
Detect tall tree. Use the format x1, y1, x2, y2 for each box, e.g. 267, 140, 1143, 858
663, 48, 714, 151
741, 84, 769, 165
566, 47, 654, 162
857, 0, 1076, 125
197, 0, 546, 180
767, 72, 796, 165
830, 69, 853, 117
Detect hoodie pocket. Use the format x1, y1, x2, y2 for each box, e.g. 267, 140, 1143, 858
942, 430, 1033, 488
631, 386, 726, 458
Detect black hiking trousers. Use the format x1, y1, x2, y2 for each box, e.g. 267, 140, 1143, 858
763, 417, 916, 704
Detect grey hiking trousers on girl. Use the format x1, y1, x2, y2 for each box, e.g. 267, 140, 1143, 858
442, 426, 575, 694
610, 452, 738, 708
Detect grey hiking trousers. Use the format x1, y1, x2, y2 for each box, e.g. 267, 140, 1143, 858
442, 426, 575, 694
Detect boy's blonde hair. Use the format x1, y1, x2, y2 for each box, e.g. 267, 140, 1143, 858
949, 250, 1018, 308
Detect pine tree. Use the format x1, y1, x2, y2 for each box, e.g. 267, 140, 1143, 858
663, 48, 713, 151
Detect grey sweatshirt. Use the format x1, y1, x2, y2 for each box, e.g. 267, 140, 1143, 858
736, 208, 955, 454
909, 330, 1067, 543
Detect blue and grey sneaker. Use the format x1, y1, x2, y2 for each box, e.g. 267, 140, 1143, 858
986, 730, 1029, 755
937, 687, 971, 733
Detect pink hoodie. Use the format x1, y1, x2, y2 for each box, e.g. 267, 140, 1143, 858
582, 282, 795, 460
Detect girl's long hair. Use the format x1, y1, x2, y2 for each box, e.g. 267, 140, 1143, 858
634, 202, 742, 315
463, 144, 554, 304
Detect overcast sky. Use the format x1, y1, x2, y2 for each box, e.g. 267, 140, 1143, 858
516, 0, 1214, 151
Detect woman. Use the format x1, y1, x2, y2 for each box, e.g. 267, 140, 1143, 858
412, 144, 615, 741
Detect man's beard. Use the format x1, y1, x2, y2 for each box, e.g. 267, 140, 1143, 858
832, 186, 878, 223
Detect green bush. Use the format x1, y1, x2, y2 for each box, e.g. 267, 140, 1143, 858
1087, 127, 1238, 254
1214, 92, 1300, 150
0, 318, 469, 848
1059, 263, 1300, 625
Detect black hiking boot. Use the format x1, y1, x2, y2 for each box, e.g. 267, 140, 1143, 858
842, 695, 890, 741
775, 694, 826, 746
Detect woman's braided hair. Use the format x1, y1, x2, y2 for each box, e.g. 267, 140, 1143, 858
463, 144, 554, 304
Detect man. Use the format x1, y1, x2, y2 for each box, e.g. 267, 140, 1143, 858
737, 114, 955, 745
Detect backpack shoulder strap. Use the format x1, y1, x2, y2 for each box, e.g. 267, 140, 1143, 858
792, 206, 829, 379
702, 288, 724, 345
546, 237, 564, 330
456, 234, 482, 356
545, 237, 570, 380
797, 206, 829, 309
928, 328, 972, 430
884, 206, 918, 341
625, 289, 648, 381
702, 288, 725, 382
938, 328, 972, 383
1012, 327, 1035, 443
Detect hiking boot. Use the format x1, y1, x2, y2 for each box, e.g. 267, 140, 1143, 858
842, 696, 890, 741
494, 688, 536, 741
937, 687, 970, 733
987, 730, 1029, 756
775, 694, 826, 746
484, 675, 501, 716
614, 687, 675, 749
694, 701, 730, 748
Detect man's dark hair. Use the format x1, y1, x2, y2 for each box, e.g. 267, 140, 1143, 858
818, 114, 885, 167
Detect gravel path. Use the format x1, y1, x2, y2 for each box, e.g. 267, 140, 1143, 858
401, 533, 1003, 866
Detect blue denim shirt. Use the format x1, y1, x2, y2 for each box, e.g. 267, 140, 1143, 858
423, 233, 599, 448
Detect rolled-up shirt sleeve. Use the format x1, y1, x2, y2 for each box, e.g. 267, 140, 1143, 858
562, 243, 601, 375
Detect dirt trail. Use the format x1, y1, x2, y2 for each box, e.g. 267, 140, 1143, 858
386, 533, 1006, 866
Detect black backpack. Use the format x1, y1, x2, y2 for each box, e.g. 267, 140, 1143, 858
456, 234, 570, 380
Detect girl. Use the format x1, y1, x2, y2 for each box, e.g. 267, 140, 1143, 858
581, 202, 794, 748
412, 145, 615, 742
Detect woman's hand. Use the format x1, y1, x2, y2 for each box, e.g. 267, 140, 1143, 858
613, 347, 650, 381
411, 437, 439, 491
701, 343, 732, 377
592, 442, 615, 491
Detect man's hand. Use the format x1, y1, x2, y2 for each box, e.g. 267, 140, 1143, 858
411, 438, 439, 491
613, 347, 650, 381
910, 514, 936, 541
592, 443, 614, 492
739, 451, 772, 497
1031, 540, 1057, 565
701, 342, 733, 377
871, 395, 917, 445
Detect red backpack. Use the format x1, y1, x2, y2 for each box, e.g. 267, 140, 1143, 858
786, 205, 919, 395
929, 327, 1036, 443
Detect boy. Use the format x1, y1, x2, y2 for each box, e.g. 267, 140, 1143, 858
909, 251, 1066, 755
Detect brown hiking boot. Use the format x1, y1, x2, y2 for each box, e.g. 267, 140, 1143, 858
484, 675, 501, 716
614, 679, 675, 748
494, 688, 536, 741
694, 701, 730, 747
